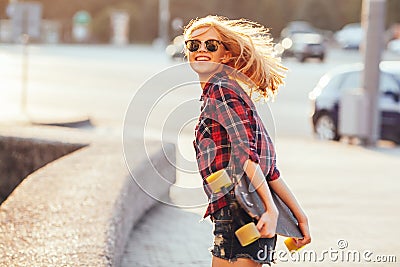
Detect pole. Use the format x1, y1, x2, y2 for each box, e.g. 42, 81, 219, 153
361, 0, 386, 146
21, 4, 30, 115
21, 34, 29, 115
158, 0, 170, 47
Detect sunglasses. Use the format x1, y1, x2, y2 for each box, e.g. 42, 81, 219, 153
185, 39, 224, 52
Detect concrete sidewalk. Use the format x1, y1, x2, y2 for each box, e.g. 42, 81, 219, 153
121, 137, 400, 267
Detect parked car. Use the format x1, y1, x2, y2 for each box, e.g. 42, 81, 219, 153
290, 33, 326, 62
166, 35, 185, 59
334, 23, 364, 49
309, 61, 400, 143
387, 39, 400, 54
280, 21, 316, 39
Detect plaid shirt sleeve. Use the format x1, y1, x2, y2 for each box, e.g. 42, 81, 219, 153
202, 81, 260, 171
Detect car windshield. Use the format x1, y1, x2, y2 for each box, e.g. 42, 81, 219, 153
381, 63, 400, 83
292, 33, 323, 44
339, 69, 400, 94
387, 71, 400, 81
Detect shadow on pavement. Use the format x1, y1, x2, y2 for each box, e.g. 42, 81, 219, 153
31, 117, 94, 129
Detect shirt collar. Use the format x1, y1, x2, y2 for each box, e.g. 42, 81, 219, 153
200, 70, 227, 101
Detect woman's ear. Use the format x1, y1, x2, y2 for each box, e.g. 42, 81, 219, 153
222, 51, 232, 63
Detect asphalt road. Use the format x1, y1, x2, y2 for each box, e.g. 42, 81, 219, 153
1, 44, 399, 135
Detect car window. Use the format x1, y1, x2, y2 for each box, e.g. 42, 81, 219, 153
339, 71, 361, 92
317, 72, 345, 97
380, 73, 400, 93
324, 74, 342, 92
339, 71, 400, 94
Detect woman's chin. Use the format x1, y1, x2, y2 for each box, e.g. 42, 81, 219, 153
190, 61, 223, 76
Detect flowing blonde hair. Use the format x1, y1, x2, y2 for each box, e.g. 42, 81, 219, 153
184, 15, 287, 100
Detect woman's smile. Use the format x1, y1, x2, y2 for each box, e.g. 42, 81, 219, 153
195, 55, 212, 61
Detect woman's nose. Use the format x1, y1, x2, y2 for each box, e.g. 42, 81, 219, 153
197, 42, 207, 52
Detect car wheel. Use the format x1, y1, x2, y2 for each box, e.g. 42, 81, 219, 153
314, 114, 339, 141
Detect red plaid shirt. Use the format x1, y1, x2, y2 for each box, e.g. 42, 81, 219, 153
193, 70, 280, 218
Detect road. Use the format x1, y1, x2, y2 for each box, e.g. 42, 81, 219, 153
1, 44, 399, 134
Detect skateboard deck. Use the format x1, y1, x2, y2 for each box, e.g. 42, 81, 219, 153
234, 174, 303, 238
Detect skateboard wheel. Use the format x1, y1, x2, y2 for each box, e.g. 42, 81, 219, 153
206, 169, 232, 193
284, 238, 303, 252
235, 222, 261, 247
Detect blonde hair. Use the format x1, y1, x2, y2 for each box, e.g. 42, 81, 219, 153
184, 15, 287, 100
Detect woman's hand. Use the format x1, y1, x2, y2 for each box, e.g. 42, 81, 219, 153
256, 208, 279, 238
268, 178, 311, 248
288, 219, 311, 250
295, 219, 311, 248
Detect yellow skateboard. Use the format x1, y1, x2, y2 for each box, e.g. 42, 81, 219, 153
206, 169, 303, 250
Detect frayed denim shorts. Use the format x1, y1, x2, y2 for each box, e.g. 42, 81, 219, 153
210, 200, 277, 265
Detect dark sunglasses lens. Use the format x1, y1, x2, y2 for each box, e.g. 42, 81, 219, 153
186, 40, 200, 52
205, 40, 219, 52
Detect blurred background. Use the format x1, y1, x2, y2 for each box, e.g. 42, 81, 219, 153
0, 0, 399, 45
1, 1, 400, 266
1, 0, 400, 144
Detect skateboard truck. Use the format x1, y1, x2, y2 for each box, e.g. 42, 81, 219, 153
206, 169, 234, 193
206, 169, 261, 247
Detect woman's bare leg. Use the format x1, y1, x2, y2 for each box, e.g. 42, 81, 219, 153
212, 256, 262, 267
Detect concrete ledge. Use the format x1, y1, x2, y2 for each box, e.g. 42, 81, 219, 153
0, 136, 84, 205
0, 131, 176, 266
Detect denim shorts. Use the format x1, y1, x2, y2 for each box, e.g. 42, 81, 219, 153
210, 200, 277, 265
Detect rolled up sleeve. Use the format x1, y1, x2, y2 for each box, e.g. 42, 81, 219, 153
268, 165, 280, 181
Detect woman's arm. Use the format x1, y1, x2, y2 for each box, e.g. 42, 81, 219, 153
243, 159, 279, 238
268, 178, 311, 247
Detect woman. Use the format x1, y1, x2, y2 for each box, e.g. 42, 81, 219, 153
185, 16, 311, 266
